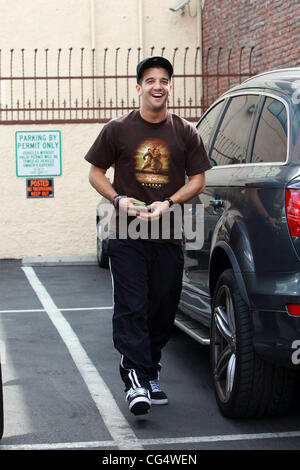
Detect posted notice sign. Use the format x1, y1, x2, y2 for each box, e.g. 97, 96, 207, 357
26, 178, 54, 198
16, 130, 62, 177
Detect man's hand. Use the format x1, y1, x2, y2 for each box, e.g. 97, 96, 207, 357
137, 200, 170, 221
118, 197, 150, 217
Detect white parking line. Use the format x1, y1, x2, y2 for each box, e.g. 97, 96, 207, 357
61, 306, 113, 311
0, 440, 116, 450
1, 430, 300, 450
21, 267, 142, 451
142, 430, 300, 446
0, 306, 114, 315
0, 306, 113, 314
0, 309, 45, 313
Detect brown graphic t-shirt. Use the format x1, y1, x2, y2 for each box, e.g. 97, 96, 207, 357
85, 110, 211, 242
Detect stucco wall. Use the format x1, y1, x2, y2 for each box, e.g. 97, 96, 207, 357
0, 123, 105, 258
0, 0, 201, 52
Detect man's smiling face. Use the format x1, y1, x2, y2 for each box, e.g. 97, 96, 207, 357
136, 67, 172, 117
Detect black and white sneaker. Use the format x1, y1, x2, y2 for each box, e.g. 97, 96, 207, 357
126, 387, 151, 415
149, 379, 168, 405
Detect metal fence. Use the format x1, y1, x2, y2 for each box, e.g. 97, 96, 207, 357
0, 46, 255, 125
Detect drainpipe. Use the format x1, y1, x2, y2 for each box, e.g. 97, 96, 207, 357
138, 0, 144, 57
90, 0, 96, 50
196, 0, 201, 47
90, 0, 97, 111
198, 0, 204, 113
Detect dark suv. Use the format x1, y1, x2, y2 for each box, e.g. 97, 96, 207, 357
177, 68, 300, 418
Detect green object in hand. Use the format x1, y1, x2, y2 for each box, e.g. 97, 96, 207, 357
133, 200, 147, 206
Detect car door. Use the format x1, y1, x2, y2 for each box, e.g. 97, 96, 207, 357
182, 93, 262, 326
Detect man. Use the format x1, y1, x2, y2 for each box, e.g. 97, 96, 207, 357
85, 56, 211, 416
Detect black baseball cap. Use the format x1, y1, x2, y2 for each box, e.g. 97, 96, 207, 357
136, 56, 173, 83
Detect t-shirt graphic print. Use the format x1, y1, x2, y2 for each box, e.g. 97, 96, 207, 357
134, 138, 170, 189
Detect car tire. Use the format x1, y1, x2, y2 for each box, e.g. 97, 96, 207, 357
0, 359, 3, 439
97, 237, 109, 269
210, 268, 295, 418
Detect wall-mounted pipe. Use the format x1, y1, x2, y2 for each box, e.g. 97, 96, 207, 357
138, 0, 144, 57
90, 0, 96, 50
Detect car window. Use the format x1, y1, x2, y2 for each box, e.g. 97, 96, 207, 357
251, 97, 288, 163
197, 100, 224, 153
210, 94, 261, 166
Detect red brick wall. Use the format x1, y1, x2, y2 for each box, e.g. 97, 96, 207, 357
202, 0, 300, 109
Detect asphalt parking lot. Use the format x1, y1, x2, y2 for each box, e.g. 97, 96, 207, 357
0, 259, 300, 454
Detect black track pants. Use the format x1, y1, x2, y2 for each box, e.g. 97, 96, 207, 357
108, 238, 184, 390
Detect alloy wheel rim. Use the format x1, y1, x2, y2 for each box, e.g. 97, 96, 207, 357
212, 285, 237, 403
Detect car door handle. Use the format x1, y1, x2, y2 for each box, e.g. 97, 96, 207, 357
210, 199, 225, 208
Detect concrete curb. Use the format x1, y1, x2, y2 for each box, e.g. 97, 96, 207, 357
22, 255, 98, 266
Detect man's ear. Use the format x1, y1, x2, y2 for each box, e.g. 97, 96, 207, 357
168, 84, 172, 96
136, 83, 142, 96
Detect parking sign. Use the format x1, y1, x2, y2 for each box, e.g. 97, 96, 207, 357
15, 130, 62, 177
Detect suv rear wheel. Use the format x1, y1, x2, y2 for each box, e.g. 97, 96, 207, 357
210, 268, 295, 418
97, 237, 109, 268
